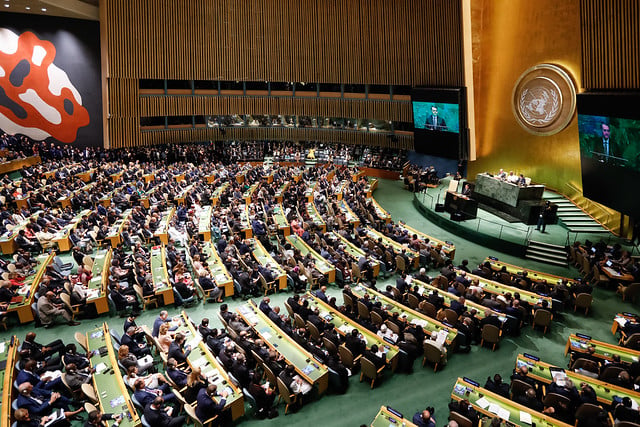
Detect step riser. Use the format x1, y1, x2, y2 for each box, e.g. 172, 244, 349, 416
526, 250, 567, 261
525, 255, 568, 267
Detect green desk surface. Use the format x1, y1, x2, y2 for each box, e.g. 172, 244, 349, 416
174, 312, 244, 420
272, 204, 289, 229
338, 200, 359, 224
350, 286, 458, 346
236, 301, 328, 389
150, 246, 171, 293
106, 209, 132, 240
176, 183, 194, 200
211, 182, 229, 201
275, 183, 289, 198
365, 227, 419, 260
87, 248, 111, 300
0, 211, 41, 244
304, 292, 400, 367
86, 325, 140, 427
370, 406, 418, 427
451, 377, 571, 427
306, 202, 326, 228
396, 222, 455, 258
304, 181, 317, 197
461, 270, 552, 307
327, 231, 381, 271
8, 253, 53, 311
565, 333, 640, 365
201, 242, 233, 287
250, 239, 286, 279
154, 208, 175, 236
413, 279, 504, 321
286, 235, 334, 276
53, 209, 91, 240
0, 338, 15, 408
198, 205, 213, 235
515, 353, 640, 406
243, 182, 259, 199
369, 196, 391, 222
484, 258, 576, 287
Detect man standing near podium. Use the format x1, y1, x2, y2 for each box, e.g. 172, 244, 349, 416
425, 106, 447, 131
536, 201, 553, 233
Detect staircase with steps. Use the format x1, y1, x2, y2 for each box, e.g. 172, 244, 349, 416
525, 240, 568, 267
544, 193, 608, 233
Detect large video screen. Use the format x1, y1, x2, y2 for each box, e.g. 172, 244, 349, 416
412, 102, 460, 133
577, 92, 640, 217
411, 87, 467, 160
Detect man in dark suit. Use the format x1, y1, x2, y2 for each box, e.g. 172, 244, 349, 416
425, 106, 447, 131
16, 382, 73, 416
166, 358, 188, 388
144, 397, 185, 427
195, 385, 228, 424
345, 329, 366, 357
480, 309, 503, 329
363, 344, 386, 370
133, 379, 176, 408
167, 333, 191, 365
121, 327, 150, 358
395, 272, 408, 294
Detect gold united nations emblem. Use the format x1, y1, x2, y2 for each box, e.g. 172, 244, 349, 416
512, 64, 576, 135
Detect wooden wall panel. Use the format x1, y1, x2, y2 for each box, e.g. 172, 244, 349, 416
581, 0, 640, 89
140, 127, 413, 150
138, 96, 413, 123
103, 0, 464, 147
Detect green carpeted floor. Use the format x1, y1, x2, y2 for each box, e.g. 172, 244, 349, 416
1, 178, 636, 426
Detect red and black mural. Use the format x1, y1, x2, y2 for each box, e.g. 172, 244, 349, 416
0, 13, 101, 147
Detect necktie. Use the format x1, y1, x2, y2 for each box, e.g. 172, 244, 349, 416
433, 116, 437, 127
604, 140, 609, 157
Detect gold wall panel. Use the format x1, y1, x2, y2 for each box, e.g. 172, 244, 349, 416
581, 0, 640, 89
468, 0, 583, 195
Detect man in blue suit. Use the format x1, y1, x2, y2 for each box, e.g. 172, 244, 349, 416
16, 383, 73, 416
195, 384, 228, 424
16, 360, 62, 393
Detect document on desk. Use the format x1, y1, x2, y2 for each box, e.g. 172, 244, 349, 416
475, 397, 490, 409
519, 411, 532, 424
488, 403, 500, 415
497, 408, 510, 421
94, 362, 108, 374
188, 335, 202, 349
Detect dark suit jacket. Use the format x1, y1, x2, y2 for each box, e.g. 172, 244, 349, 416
144, 404, 179, 427
195, 388, 226, 422
167, 367, 188, 388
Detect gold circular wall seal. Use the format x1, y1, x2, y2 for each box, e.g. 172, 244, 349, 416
512, 64, 576, 135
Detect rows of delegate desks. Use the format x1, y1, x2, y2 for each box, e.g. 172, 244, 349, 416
86, 248, 112, 315
305, 292, 401, 371
349, 286, 458, 348
1, 337, 19, 427
460, 269, 554, 309
370, 406, 418, 427
200, 241, 235, 297
173, 311, 245, 420
249, 238, 287, 290
86, 324, 140, 427
328, 231, 381, 277
364, 227, 420, 269
515, 352, 640, 406
413, 278, 506, 321
564, 333, 640, 365
7, 252, 54, 323
396, 221, 456, 260
106, 208, 132, 248
271, 204, 290, 236
285, 234, 335, 283
451, 377, 571, 427
198, 205, 213, 241
154, 207, 176, 245
484, 257, 577, 287
150, 245, 175, 305
52, 208, 91, 252
236, 300, 329, 394
0, 211, 42, 255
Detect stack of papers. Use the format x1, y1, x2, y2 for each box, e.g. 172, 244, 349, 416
94, 363, 108, 374
520, 411, 532, 424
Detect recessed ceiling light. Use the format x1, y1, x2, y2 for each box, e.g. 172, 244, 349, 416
4, 4, 9, 7
25, 6, 30, 9
41, 7, 47, 11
